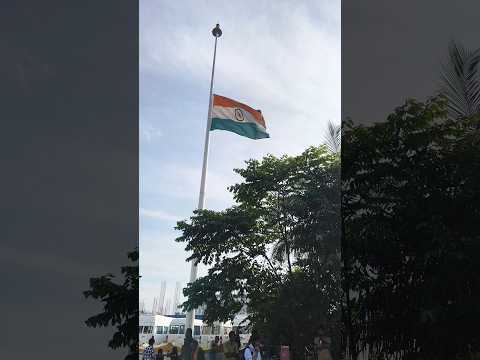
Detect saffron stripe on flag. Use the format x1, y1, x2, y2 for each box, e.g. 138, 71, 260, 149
212, 94, 266, 128
210, 94, 270, 140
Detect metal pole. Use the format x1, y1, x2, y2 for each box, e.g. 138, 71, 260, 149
185, 24, 222, 333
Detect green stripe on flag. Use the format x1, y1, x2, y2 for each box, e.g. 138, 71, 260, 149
210, 118, 269, 140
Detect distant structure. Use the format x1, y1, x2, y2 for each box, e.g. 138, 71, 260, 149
141, 280, 186, 316
152, 297, 158, 314
159, 280, 167, 314
165, 298, 171, 315
173, 281, 181, 314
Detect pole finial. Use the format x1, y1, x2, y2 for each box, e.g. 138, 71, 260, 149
212, 23, 222, 38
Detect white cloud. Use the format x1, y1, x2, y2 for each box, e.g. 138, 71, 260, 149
139, 0, 340, 306
141, 162, 235, 210
140, 0, 340, 160
140, 122, 163, 143
140, 207, 180, 222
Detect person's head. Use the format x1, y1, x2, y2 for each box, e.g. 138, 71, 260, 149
229, 331, 235, 341
254, 339, 261, 350
215, 336, 219, 342
186, 328, 193, 339
149, 337, 155, 346
317, 327, 325, 336
158, 349, 163, 354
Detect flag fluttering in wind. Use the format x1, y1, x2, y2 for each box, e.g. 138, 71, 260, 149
210, 94, 270, 139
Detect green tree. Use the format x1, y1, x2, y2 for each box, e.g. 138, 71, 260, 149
84, 249, 139, 359
342, 97, 480, 359
176, 146, 341, 359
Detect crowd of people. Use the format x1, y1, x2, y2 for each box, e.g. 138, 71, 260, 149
143, 326, 331, 360
142, 336, 179, 360
142, 328, 263, 360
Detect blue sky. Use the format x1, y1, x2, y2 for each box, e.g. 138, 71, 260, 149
139, 0, 340, 311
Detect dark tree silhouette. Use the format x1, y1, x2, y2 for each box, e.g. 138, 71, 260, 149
342, 97, 480, 359
84, 249, 139, 359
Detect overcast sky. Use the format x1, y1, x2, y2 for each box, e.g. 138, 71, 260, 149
139, 0, 340, 312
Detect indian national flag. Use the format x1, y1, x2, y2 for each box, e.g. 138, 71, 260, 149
210, 94, 269, 140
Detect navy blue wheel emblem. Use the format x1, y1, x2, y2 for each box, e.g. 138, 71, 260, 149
234, 108, 245, 122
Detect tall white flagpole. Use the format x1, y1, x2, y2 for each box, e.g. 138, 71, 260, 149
185, 23, 222, 333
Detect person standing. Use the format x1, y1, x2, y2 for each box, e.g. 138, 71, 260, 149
211, 336, 219, 360
313, 328, 332, 360
156, 348, 165, 360
217, 336, 224, 360
244, 338, 262, 360
170, 347, 179, 360
143, 337, 156, 360
234, 330, 241, 350
224, 331, 239, 360
193, 340, 206, 360
183, 328, 195, 360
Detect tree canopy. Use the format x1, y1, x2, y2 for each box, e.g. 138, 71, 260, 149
176, 146, 342, 359
342, 97, 480, 359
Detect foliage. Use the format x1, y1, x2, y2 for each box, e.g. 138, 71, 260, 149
322, 120, 341, 154
176, 146, 341, 359
84, 249, 139, 359
439, 40, 480, 119
342, 97, 480, 359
